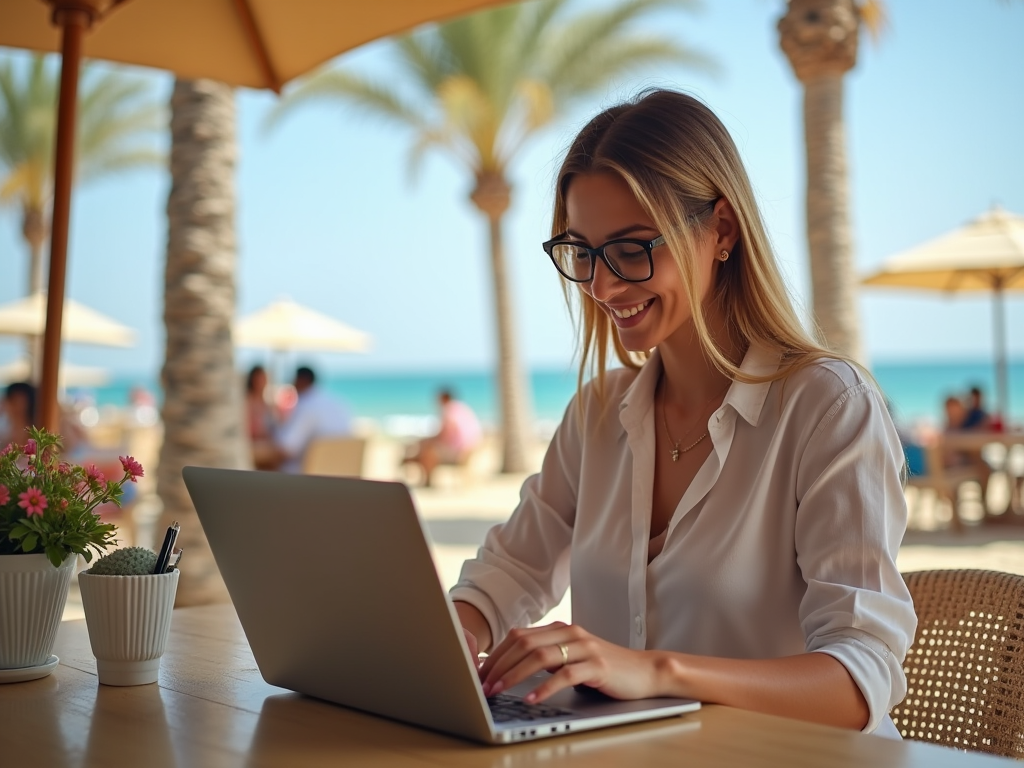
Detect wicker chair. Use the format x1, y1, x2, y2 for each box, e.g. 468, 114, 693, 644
892, 569, 1024, 757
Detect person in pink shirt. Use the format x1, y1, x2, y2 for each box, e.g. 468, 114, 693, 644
404, 389, 482, 486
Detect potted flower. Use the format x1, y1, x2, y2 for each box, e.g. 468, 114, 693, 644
77, 545, 179, 686
0, 427, 142, 682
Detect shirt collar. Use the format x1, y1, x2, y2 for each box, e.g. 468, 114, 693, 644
618, 343, 782, 430
726, 343, 781, 427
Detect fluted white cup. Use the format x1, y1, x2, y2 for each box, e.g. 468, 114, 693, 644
0, 553, 76, 669
78, 569, 179, 686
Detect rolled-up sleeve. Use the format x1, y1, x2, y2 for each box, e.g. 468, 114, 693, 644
449, 396, 583, 645
794, 381, 917, 733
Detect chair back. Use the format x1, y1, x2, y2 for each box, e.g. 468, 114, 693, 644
892, 569, 1024, 757
302, 437, 367, 477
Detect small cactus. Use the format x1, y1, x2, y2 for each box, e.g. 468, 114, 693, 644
88, 546, 159, 576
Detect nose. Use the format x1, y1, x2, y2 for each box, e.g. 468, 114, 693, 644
584, 257, 626, 303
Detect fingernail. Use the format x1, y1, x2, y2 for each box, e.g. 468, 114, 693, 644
524, 692, 537, 703
482, 682, 491, 696
490, 681, 504, 695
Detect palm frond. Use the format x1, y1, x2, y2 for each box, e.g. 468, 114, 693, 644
394, 33, 453, 93
78, 147, 165, 178
268, 69, 428, 133
553, 38, 715, 102
538, 0, 707, 90
857, 0, 888, 43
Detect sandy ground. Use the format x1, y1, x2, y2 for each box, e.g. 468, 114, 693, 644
61, 434, 1024, 625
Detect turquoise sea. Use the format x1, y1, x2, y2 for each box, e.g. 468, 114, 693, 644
84, 359, 1024, 434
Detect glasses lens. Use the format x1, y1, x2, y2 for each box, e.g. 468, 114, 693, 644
549, 243, 593, 282
604, 241, 652, 281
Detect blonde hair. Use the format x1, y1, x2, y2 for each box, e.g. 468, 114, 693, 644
552, 89, 839, 399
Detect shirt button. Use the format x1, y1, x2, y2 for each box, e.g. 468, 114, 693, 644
635, 616, 643, 635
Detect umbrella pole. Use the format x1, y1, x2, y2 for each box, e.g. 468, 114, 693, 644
993, 279, 1010, 423
39, 3, 97, 432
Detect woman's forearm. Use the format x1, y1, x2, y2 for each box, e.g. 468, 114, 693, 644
454, 601, 493, 654
653, 651, 870, 730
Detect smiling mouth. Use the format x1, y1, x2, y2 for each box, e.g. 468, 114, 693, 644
611, 299, 652, 319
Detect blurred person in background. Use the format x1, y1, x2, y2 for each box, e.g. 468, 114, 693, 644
961, 386, 991, 430
272, 366, 351, 473
403, 388, 483, 487
0, 381, 36, 446
245, 365, 278, 470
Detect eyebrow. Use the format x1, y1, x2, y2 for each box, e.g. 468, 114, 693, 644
564, 223, 659, 242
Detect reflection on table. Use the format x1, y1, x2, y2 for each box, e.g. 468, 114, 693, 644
0, 604, 1015, 767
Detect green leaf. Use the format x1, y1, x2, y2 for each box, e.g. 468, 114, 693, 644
21, 533, 37, 551
45, 545, 63, 568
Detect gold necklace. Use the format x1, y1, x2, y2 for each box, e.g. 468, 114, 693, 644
660, 383, 728, 462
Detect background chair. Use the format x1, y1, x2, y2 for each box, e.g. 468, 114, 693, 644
892, 569, 1024, 757
905, 442, 985, 532
301, 437, 367, 477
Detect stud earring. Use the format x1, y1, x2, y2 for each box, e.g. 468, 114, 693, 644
718, 249, 730, 262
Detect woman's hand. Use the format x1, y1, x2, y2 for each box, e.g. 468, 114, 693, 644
478, 622, 660, 703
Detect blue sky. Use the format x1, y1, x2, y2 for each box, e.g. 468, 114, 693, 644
0, 0, 1022, 379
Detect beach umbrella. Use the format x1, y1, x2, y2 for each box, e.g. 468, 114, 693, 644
0, 0, 516, 430
235, 298, 370, 354
0, 292, 136, 347
862, 206, 1024, 419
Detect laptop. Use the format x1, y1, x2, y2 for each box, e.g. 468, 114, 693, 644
182, 467, 700, 744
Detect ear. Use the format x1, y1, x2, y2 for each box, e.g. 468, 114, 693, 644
711, 198, 740, 254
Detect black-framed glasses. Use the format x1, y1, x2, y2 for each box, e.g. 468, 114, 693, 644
542, 234, 666, 283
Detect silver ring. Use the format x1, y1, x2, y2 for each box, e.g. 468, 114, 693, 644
558, 643, 569, 667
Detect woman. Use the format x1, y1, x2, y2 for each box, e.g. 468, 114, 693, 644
245, 365, 278, 470
449, 90, 915, 737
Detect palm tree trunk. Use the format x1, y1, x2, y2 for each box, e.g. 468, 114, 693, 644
470, 171, 532, 474
802, 74, 864, 363
23, 205, 47, 296
22, 204, 48, 380
486, 211, 532, 473
156, 79, 248, 606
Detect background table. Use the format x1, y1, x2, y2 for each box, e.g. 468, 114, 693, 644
0, 605, 1015, 767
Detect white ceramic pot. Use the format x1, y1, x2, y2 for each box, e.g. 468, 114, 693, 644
0, 553, 76, 670
78, 569, 179, 686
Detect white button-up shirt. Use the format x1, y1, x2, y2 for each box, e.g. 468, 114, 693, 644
450, 344, 916, 735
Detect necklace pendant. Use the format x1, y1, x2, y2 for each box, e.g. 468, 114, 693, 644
670, 447, 680, 462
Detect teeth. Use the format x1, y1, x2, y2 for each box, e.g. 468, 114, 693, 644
613, 300, 650, 319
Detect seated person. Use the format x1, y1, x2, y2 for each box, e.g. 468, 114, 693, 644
0, 381, 36, 447
404, 389, 483, 486
941, 392, 991, 506
961, 386, 991, 430
450, 90, 915, 737
271, 366, 352, 474
245, 365, 278, 470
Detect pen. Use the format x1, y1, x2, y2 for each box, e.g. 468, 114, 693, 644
154, 521, 180, 574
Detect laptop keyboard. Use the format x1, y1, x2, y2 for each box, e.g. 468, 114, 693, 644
487, 693, 573, 723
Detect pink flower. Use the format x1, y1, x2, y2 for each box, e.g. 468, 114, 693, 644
24, 439, 36, 456
0, 485, 9, 506
17, 488, 48, 516
0, 443, 13, 457
119, 455, 144, 482
60, 499, 69, 510
85, 464, 106, 484
58, 462, 72, 474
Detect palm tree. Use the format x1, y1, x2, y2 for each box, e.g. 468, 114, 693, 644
778, 0, 883, 363
272, 0, 709, 473
0, 54, 163, 297
155, 79, 248, 606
